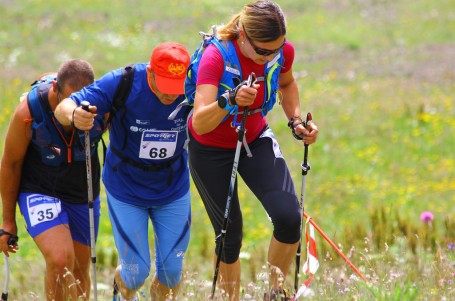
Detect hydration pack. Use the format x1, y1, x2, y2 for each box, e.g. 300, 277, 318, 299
183, 26, 284, 117
27, 73, 104, 166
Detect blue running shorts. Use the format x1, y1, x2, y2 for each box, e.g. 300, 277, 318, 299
18, 192, 101, 246
106, 189, 191, 289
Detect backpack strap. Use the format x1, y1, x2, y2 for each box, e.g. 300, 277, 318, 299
99, 64, 135, 165
107, 64, 135, 127
103, 64, 135, 155
27, 84, 52, 123
27, 73, 56, 121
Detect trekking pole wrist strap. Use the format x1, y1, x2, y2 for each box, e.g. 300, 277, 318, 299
288, 115, 304, 140
227, 89, 237, 106
288, 115, 303, 125
0, 229, 19, 245
228, 77, 252, 106
71, 106, 78, 129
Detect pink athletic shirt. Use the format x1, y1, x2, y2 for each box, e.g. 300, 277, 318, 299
189, 39, 295, 148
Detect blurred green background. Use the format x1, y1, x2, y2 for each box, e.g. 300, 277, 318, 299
1, 0, 454, 299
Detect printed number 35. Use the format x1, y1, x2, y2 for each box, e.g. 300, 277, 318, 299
37, 208, 54, 221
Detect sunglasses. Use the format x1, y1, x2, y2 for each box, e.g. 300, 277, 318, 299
243, 27, 286, 56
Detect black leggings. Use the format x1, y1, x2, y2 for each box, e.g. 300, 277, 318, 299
188, 127, 301, 264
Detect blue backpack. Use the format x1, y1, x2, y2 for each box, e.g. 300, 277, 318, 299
26, 73, 105, 166
183, 26, 284, 117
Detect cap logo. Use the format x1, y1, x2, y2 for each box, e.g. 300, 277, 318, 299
168, 63, 186, 77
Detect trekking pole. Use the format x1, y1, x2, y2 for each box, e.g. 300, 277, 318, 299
2, 255, 9, 301
211, 73, 256, 300
2, 256, 9, 301
2, 234, 19, 301
81, 101, 98, 301
112, 278, 119, 301
290, 113, 368, 287
303, 212, 368, 283
294, 112, 312, 292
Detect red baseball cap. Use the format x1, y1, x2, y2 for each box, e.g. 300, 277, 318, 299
150, 42, 190, 95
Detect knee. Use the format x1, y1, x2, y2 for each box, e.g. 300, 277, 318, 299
45, 250, 76, 275
274, 213, 301, 243
156, 248, 188, 287
119, 262, 149, 290
157, 269, 182, 288
265, 191, 301, 243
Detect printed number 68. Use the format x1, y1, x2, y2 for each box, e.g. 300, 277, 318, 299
149, 148, 167, 158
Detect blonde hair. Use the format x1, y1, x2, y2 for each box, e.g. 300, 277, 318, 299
217, 0, 286, 42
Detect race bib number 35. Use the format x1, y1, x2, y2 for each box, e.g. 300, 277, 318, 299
26, 194, 62, 227
139, 130, 178, 160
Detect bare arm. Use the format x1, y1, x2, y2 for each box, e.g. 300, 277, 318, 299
191, 84, 229, 135
0, 100, 31, 255
279, 69, 318, 145
192, 82, 259, 135
54, 98, 97, 131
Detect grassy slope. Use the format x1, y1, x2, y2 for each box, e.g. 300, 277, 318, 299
1, 0, 454, 299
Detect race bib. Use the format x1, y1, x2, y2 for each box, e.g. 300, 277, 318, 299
26, 194, 61, 227
139, 130, 178, 160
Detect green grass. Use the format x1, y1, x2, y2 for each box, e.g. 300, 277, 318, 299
1, 0, 455, 300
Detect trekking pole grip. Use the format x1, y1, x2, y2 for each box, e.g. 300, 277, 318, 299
302, 112, 312, 168
81, 100, 90, 112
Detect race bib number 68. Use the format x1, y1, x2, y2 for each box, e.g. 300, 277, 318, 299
139, 130, 178, 160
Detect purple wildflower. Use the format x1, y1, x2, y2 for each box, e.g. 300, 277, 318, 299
420, 211, 434, 223
449, 242, 454, 250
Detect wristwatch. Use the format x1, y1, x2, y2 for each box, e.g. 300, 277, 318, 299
217, 92, 235, 111
218, 93, 228, 108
